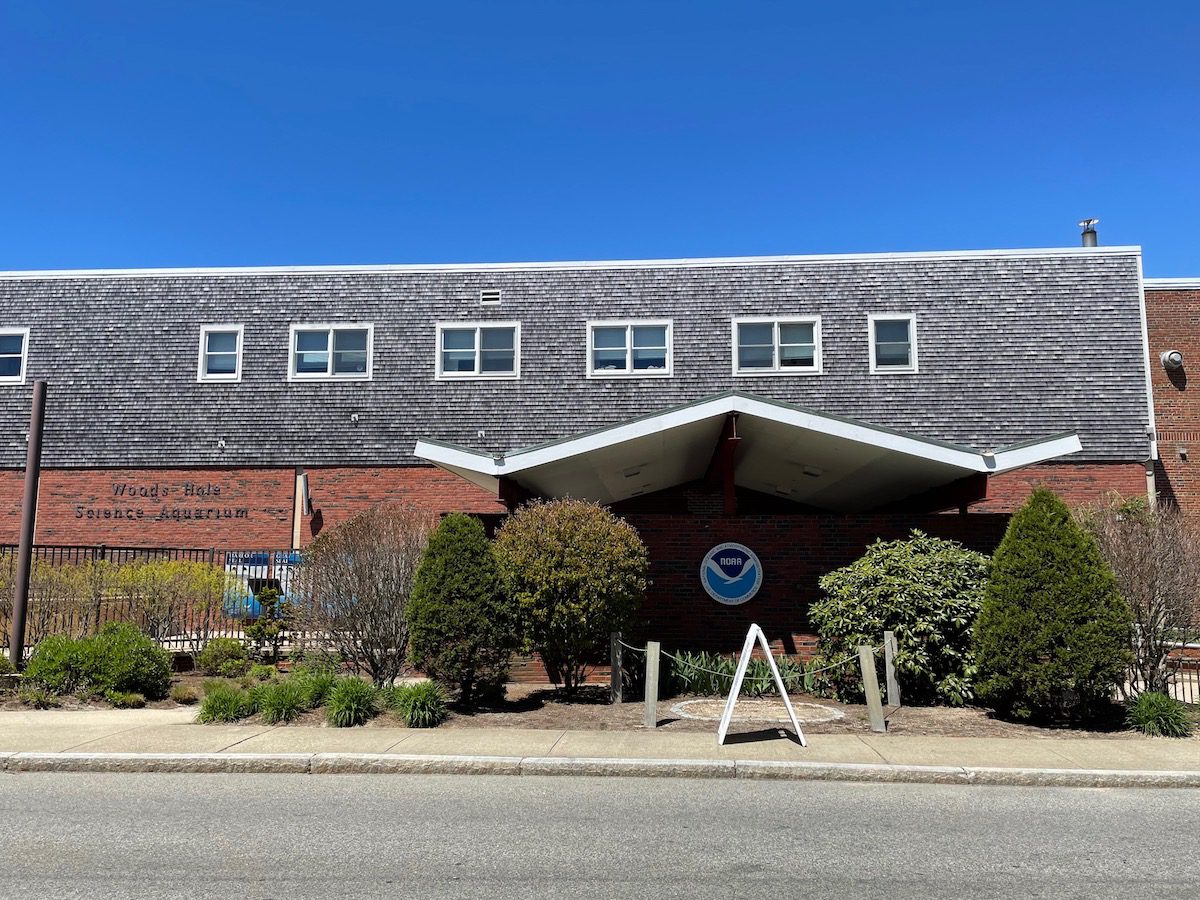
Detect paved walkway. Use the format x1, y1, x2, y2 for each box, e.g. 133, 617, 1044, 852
0, 708, 1197, 780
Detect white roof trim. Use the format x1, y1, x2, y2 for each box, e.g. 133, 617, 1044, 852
1145, 278, 1200, 290
0, 246, 1141, 281
414, 394, 1081, 481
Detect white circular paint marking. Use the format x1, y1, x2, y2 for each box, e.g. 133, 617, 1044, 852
670, 698, 844, 724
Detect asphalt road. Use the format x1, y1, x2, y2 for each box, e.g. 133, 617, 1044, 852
0, 774, 1196, 899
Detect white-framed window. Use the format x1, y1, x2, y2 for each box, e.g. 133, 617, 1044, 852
197, 325, 244, 383
732, 316, 822, 375
0, 328, 29, 384
435, 322, 520, 379
868, 314, 918, 374
289, 324, 374, 381
587, 320, 672, 377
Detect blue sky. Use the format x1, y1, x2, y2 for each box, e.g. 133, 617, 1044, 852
1, 2, 1197, 274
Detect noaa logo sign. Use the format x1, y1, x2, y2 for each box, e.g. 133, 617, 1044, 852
701, 543, 763, 606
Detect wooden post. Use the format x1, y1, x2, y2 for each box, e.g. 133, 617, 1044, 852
883, 630, 901, 710
643, 641, 660, 728
610, 632, 623, 704
858, 645, 886, 733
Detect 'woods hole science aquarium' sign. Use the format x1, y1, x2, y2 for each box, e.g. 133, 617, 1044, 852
700, 542, 763, 605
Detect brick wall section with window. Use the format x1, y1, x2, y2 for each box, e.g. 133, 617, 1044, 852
1146, 287, 1200, 515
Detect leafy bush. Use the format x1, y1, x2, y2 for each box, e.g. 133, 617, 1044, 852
1125, 692, 1193, 737
257, 679, 307, 724
975, 488, 1134, 722
811, 531, 990, 706
294, 503, 437, 687
388, 680, 449, 728
197, 638, 250, 677
495, 499, 648, 692
170, 684, 200, 705
197, 682, 251, 723
671, 650, 802, 697
294, 671, 337, 710
105, 689, 146, 709
247, 664, 277, 682
17, 685, 61, 709
23, 624, 171, 700
325, 677, 378, 727
409, 513, 520, 708
0, 652, 15, 675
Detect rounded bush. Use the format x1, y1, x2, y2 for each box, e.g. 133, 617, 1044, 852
325, 677, 378, 727
197, 638, 250, 677
197, 683, 250, 723
247, 664, 277, 682
1126, 692, 1193, 737
23, 635, 87, 694
90, 623, 173, 700
0, 652, 15, 675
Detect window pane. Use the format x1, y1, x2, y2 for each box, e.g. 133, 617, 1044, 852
443, 350, 476, 373
442, 329, 475, 351
480, 350, 515, 373
206, 353, 237, 375
296, 331, 328, 353
780, 345, 815, 368
0, 357, 20, 378
333, 350, 368, 374
875, 342, 911, 367
632, 348, 667, 370
738, 345, 773, 369
480, 327, 514, 351
295, 351, 329, 374
737, 323, 773, 347
778, 323, 814, 345
0, 334, 25, 355
334, 329, 368, 352
592, 348, 627, 371
632, 326, 666, 349
206, 331, 237, 354
874, 319, 911, 343
592, 327, 627, 350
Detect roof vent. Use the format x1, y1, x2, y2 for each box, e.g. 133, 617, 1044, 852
480, 289, 502, 305
1078, 218, 1099, 247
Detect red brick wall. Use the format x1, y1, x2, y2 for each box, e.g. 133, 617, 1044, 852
0, 465, 504, 547
972, 462, 1148, 513
1146, 288, 1200, 515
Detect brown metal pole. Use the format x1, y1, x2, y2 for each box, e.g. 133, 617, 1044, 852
10, 380, 47, 669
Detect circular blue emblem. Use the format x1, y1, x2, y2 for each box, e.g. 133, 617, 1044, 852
700, 542, 763, 606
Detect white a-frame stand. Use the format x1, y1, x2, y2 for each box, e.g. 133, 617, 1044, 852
716, 623, 806, 747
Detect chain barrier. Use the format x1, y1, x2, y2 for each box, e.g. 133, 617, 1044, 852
618, 638, 884, 686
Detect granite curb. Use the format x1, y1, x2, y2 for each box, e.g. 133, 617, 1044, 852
3, 751, 1199, 787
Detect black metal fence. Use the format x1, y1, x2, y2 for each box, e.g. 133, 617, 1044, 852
0, 544, 304, 655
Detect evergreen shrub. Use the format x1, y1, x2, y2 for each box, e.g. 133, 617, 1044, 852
811, 531, 990, 705
23, 623, 171, 700
408, 513, 519, 707
974, 488, 1134, 722
197, 638, 250, 677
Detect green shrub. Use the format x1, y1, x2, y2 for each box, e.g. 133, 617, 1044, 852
105, 689, 146, 709
325, 677, 378, 727
810, 531, 990, 706
257, 678, 307, 724
0, 653, 15, 675
197, 683, 251, 723
197, 638, 251, 677
409, 513, 520, 708
387, 680, 449, 728
23, 634, 87, 694
17, 685, 61, 709
23, 624, 171, 700
1126, 692, 1193, 737
170, 684, 200, 705
294, 671, 337, 709
975, 488, 1134, 722
244, 587, 292, 665
495, 499, 648, 693
247, 664, 277, 682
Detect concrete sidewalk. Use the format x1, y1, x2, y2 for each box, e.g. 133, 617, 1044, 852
1, 709, 1197, 786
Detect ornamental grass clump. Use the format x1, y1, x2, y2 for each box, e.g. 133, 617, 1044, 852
294, 671, 337, 710
197, 682, 251, 723
1126, 692, 1194, 738
257, 678, 307, 725
104, 689, 146, 709
388, 680, 449, 728
975, 488, 1133, 723
325, 677, 378, 727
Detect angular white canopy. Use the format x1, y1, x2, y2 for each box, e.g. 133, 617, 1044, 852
414, 392, 1082, 512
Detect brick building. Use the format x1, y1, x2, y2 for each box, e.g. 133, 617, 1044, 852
0, 245, 1166, 652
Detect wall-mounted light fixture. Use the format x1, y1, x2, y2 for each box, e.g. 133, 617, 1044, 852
1162, 350, 1184, 371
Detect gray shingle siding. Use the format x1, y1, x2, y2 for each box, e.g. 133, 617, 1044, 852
0, 250, 1151, 467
